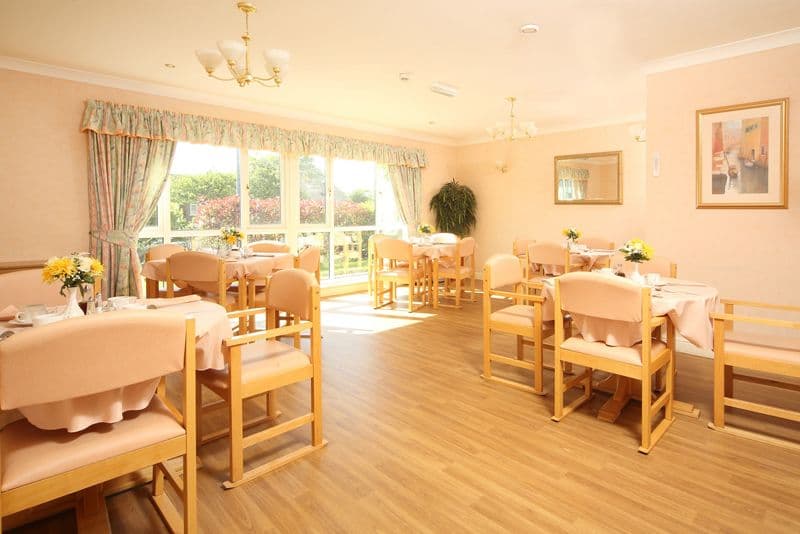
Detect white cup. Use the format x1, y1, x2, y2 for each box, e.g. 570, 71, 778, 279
645, 273, 661, 286
15, 304, 47, 323
32, 312, 64, 327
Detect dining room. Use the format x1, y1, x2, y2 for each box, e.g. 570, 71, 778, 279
2, 1, 800, 532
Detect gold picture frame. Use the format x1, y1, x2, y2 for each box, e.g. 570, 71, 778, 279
696, 98, 788, 209
554, 151, 622, 205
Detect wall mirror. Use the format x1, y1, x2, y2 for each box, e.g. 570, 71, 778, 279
554, 151, 623, 204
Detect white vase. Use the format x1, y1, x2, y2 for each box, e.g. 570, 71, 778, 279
629, 262, 645, 285
62, 286, 85, 318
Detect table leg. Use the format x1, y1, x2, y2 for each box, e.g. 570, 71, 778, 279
75, 484, 112, 533
595, 374, 701, 419
597, 375, 633, 423
145, 278, 159, 299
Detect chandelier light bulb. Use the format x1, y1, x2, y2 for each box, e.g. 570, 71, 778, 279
195, 48, 224, 73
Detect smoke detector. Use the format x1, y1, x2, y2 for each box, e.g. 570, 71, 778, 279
430, 82, 459, 97
399, 72, 412, 81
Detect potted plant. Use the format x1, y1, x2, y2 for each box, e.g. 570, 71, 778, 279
429, 179, 477, 237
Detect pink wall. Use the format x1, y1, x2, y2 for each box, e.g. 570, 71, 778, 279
646, 44, 800, 303
454, 124, 647, 269
0, 69, 456, 261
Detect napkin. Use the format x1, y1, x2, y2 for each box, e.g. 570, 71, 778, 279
145, 295, 202, 309
0, 305, 19, 321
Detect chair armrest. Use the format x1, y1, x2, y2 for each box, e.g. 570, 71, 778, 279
711, 312, 800, 330
226, 307, 267, 319
649, 316, 667, 328
521, 280, 544, 290
720, 298, 800, 313
224, 320, 312, 347
491, 289, 545, 303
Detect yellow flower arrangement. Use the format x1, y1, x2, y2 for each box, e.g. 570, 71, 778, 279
221, 227, 244, 246
562, 227, 581, 241
42, 253, 104, 295
619, 238, 654, 263
417, 223, 434, 234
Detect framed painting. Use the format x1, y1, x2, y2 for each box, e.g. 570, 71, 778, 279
696, 98, 788, 208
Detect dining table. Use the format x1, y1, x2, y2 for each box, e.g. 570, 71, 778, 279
536, 247, 617, 275
0, 296, 232, 433
541, 275, 719, 422
412, 242, 457, 309
141, 251, 294, 298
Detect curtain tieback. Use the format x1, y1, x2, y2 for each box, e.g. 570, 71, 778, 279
91, 229, 137, 248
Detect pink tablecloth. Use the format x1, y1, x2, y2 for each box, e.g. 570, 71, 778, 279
542, 277, 719, 350
1, 299, 232, 432
538, 249, 615, 275
413, 243, 456, 260
142, 253, 294, 282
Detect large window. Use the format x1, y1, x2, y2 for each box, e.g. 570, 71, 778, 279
139, 142, 403, 284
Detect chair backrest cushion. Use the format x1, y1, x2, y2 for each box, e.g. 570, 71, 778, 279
558, 272, 643, 323
484, 254, 522, 290
167, 251, 223, 293
577, 237, 614, 250
513, 238, 535, 257
0, 269, 64, 309
458, 237, 476, 257
297, 246, 321, 274
529, 242, 565, 267
0, 311, 186, 409
146, 243, 185, 261
375, 238, 411, 262
617, 255, 675, 278
268, 269, 317, 320
250, 240, 290, 253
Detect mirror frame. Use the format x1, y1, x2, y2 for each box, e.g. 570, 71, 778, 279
553, 150, 623, 205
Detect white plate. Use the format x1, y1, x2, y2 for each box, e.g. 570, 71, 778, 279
8, 319, 33, 326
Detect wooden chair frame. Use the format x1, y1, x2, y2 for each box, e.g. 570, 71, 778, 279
437, 239, 477, 308
708, 298, 800, 451
373, 241, 429, 313
197, 287, 325, 489
145, 245, 189, 299
0, 320, 197, 533
551, 278, 675, 454
481, 262, 554, 395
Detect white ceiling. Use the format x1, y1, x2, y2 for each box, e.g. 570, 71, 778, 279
1, 0, 799, 144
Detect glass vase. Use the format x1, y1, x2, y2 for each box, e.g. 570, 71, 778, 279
629, 262, 645, 285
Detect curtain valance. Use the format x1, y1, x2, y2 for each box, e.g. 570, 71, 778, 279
81, 100, 427, 168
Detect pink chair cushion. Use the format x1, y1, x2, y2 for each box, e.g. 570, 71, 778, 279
250, 240, 290, 253
528, 242, 565, 267
375, 239, 411, 262
146, 244, 185, 261
513, 238, 535, 257
0, 311, 185, 409
561, 335, 665, 366
0, 396, 184, 491
558, 272, 643, 323
0, 269, 64, 309
268, 269, 317, 320
490, 305, 535, 329
199, 340, 311, 391
297, 246, 321, 274
484, 254, 522, 289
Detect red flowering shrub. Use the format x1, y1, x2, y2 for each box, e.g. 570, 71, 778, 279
191, 196, 375, 228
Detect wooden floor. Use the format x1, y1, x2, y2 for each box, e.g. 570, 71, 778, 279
12, 290, 800, 533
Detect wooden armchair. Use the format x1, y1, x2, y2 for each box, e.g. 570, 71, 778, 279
577, 237, 615, 268
249, 240, 290, 253
437, 237, 477, 307
197, 269, 325, 488
295, 245, 322, 284
708, 299, 800, 450
374, 238, 428, 312
552, 272, 675, 453
145, 244, 187, 298
166, 251, 243, 311
0, 268, 66, 309
482, 254, 561, 395
526, 242, 582, 281
0, 312, 197, 532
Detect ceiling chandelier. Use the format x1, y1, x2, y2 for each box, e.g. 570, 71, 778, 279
194, 2, 289, 88
486, 97, 537, 141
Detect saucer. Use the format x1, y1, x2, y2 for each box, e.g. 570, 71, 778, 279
8, 319, 33, 326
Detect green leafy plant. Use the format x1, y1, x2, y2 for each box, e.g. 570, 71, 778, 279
429, 179, 477, 237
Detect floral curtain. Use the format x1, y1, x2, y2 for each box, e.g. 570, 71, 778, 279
388, 165, 423, 234
81, 100, 427, 168
87, 132, 175, 297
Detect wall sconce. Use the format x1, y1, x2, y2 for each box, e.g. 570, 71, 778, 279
495, 160, 508, 173
629, 124, 647, 142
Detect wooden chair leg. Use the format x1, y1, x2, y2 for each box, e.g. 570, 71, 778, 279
640, 371, 653, 453
552, 355, 564, 421
229, 398, 244, 486
516, 335, 524, 360
455, 278, 462, 307
713, 353, 726, 429
482, 327, 492, 379
470, 273, 476, 302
